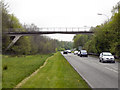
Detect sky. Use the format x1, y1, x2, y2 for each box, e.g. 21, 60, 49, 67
5, 0, 120, 41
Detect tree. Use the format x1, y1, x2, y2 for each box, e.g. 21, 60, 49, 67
73, 34, 89, 49
80, 3, 120, 58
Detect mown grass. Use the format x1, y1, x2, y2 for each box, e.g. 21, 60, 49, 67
21, 52, 90, 88
2, 54, 52, 88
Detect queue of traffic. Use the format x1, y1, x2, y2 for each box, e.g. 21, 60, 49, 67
63, 49, 115, 63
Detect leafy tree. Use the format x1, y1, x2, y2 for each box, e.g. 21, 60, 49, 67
73, 3, 120, 58
1, 1, 73, 55
73, 34, 89, 49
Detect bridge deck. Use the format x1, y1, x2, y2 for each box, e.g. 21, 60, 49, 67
4, 31, 94, 36
4, 27, 93, 51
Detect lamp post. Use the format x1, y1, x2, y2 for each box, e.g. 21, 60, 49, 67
97, 13, 109, 22
118, 1, 120, 12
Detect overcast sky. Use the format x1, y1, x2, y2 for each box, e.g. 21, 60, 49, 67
5, 0, 119, 41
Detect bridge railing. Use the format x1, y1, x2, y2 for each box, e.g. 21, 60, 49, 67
4, 27, 91, 33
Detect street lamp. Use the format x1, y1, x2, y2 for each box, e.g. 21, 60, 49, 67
97, 13, 109, 21
97, 13, 102, 15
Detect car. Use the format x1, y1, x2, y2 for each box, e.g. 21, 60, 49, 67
79, 50, 88, 57
77, 51, 80, 56
67, 50, 71, 53
74, 51, 78, 55
99, 52, 115, 63
63, 50, 68, 54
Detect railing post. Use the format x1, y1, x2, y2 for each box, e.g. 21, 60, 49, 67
78, 28, 79, 31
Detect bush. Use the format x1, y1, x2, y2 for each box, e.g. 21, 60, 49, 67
3, 65, 8, 70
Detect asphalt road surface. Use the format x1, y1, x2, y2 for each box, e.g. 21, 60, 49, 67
62, 52, 119, 88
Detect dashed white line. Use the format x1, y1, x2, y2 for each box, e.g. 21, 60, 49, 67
98, 63, 113, 65
105, 67, 118, 73
98, 63, 118, 70
112, 67, 118, 70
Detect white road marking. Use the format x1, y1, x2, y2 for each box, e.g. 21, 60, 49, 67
62, 54, 118, 88
112, 67, 118, 70
105, 67, 118, 73
98, 63, 118, 70
99, 63, 114, 65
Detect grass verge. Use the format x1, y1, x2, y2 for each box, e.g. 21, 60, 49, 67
2, 54, 52, 88
21, 52, 90, 88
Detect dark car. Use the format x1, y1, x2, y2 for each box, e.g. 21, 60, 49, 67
63, 50, 68, 54
80, 50, 88, 57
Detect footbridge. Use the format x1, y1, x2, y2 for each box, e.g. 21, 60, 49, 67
3, 27, 94, 50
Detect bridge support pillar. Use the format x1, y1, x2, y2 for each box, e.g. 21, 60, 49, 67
5, 35, 22, 51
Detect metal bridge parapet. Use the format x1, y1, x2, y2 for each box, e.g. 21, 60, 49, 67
4, 27, 93, 36
3, 27, 94, 51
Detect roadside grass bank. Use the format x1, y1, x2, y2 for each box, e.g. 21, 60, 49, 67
2, 54, 53, 88
21, 52, 90, 88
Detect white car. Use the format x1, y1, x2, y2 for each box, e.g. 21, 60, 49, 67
67, 50, 71, 53
79, 50, 88, 57
77, 51, 80, 56
99, 52, 115, 63
74, 51, 78, 55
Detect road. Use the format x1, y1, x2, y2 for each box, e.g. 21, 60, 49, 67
62, 52, 119, 88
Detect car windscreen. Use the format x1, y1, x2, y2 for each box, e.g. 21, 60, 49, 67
74, 51, 78, 52
103, 53, 112, 56
81, 50, 87, 53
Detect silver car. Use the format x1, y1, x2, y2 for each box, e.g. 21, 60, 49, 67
99, 52, 115, 63
74, 51, 78, 55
